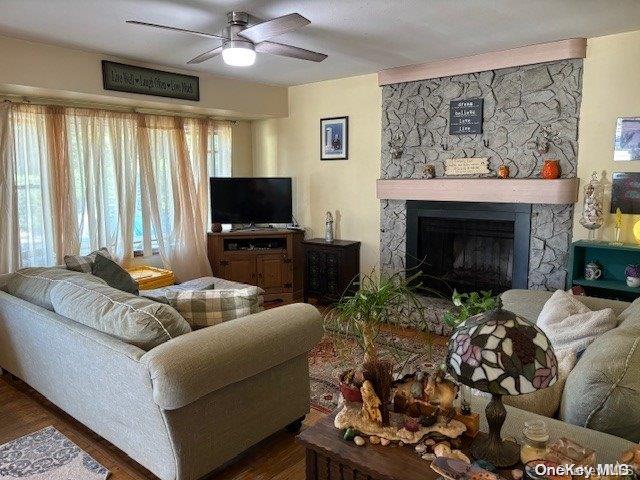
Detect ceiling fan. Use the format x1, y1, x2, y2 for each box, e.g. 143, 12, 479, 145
126, 11, 327, 67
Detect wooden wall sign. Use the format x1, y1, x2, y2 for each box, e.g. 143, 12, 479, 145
444, 157, 490, 176
102, 61, 200, 101
450, 98, 483, 134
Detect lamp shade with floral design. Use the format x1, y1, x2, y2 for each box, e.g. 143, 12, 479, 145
446, 307, 558, 396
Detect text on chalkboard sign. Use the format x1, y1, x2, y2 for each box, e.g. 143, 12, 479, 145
449, 98, 483, 135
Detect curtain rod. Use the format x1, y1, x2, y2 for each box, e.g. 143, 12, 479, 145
0, 95, 240, 124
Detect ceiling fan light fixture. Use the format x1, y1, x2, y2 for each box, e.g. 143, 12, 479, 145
222, 40, 256, 67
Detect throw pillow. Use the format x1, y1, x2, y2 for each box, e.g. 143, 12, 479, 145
166, 286, 264, 329
537, 289, 617, 354
50, 277, 191, 350
503, 349, 577, 417
91, 253, 139, 295
65, 247, 112, 273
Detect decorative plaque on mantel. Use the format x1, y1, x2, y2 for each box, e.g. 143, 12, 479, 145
444, 157, 491, 176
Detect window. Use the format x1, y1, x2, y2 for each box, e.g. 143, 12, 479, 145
4, 104, 232, 269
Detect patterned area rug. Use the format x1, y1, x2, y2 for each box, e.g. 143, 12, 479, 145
308, 328, 447, 413
0, 427, 109, 480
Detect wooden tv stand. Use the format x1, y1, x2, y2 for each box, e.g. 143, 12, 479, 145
206, 229, 304, 303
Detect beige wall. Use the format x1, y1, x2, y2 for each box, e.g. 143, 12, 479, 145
253, 74, 382, 273
574, 30, 640, 243
231, 121, 253, 176
0, 35, 287, 119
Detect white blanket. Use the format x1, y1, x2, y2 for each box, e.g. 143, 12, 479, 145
537, 289, 617, 354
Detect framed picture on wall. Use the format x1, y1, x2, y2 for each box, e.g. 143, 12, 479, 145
611, 172, 640, 214
614, 117, 640, 161
320, 116, 348, 160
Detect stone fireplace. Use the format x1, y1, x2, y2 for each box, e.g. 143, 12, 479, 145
378, 57, 583, 333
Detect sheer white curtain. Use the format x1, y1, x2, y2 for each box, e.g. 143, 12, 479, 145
0, 103, 19, 272
65, 109, 138, 263
7, 105, 58, 268
0, 103, 231, 276
137, 114, 212, 281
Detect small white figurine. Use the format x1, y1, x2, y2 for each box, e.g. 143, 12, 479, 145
325, 211, 334, 243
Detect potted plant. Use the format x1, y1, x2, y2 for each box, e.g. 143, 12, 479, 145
327, 270, 431, 418
626, 265, 640, 288
443, 290, 498, 328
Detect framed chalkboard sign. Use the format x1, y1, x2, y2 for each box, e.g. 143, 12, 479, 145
102, 61, 200, 101
449, 98, 483, 135
611, 172, 640, 214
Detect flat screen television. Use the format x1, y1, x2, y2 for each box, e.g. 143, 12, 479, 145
210, 177, 293, 224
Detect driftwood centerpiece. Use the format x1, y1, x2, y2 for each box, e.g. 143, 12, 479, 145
335, 401, 466, 444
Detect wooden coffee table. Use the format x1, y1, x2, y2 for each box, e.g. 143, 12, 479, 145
297, 412, 448, 480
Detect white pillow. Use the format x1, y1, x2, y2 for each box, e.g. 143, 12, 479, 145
503, 349, 577, 417
537, 290, 617, 354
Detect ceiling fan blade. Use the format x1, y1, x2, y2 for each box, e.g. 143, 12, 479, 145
238, 13, 310, 43
255, 41, 327, 62
126, 20, 228, 40
187, 46, 224, 64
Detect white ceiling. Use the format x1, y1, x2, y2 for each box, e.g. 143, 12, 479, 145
2, 0, 640, 86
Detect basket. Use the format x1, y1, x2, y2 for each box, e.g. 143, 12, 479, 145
126, 265, 175, 290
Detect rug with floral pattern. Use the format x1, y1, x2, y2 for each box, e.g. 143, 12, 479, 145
0, 426, 109, 480
308, 329, 447, 413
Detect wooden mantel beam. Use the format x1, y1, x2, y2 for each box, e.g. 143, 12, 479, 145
376, 178, 580, 205
378, 38, 586, 86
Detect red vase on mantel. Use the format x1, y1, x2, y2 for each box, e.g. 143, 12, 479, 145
541, 159, 561, 179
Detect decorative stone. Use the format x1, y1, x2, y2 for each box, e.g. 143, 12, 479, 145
398, 442, 404, 447
380, 438, 391, 446
410, 382, 423, 398
422, 453, 436, 461
415, 444, 427, 454
343, 428, 356, 441
369, 436, 380, 445
424, 438, 436, 447
434, 443, 451, 457
473, 459, 496, 472
354, 436, 365, 446
512, 468, 524, 480
403, 418, 420, 432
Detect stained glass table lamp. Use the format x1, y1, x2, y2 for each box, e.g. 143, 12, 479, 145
446, 303, 558, 467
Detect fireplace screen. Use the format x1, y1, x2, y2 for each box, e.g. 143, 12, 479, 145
416, 217, 515, 296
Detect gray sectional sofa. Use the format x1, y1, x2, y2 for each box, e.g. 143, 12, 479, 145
0, 270, 323, 480
501, 289, 640, 443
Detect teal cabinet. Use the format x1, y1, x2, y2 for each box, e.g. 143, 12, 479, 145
568, 240, 640, 300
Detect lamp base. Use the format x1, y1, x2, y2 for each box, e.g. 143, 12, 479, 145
471, 394, 520, 468
471, 433, 520, 468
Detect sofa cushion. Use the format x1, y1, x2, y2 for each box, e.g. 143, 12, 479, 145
537, 290, 617, 354
64, 247, 112, 273
92, 253, 139, 295
1, 267, 105, 310
560, 318, 640, 442
618, 298, 640, 327
165, 285, 264, 329
50, 277, 191, 350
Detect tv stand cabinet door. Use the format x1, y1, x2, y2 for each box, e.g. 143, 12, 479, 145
222, 256, 256, 285
256, 254, 285, 292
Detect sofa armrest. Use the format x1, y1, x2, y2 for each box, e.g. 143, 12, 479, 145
140, 303, 323, 410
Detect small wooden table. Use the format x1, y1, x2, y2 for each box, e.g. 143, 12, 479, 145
297, 413, 443, 480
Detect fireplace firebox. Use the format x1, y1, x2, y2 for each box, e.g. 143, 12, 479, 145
406, 201, 531, 297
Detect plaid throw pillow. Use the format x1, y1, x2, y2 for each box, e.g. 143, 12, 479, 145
165, 286, 264, 329
64, 248, 112, 273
